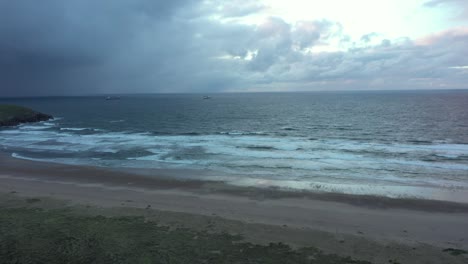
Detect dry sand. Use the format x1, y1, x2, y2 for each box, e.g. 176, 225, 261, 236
1, 153, 468, 264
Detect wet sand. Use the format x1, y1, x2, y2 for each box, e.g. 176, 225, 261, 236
1, 152, 468, 263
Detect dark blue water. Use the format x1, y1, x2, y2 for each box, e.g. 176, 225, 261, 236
1, 91, 468, 200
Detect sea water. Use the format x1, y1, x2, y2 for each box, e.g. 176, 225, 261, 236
1, 91, 467, 201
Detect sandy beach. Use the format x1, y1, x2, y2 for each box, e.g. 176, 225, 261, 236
2, 0, 468, 262
1, 152, 468, 263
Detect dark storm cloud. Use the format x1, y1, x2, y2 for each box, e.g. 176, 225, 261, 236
0, 0, 197, 96
0, 0, 467, 96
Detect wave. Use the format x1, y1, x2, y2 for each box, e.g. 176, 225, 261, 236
180, 132, 202, 136
3, 127, 468, 155
59, 127, 104, 132
60, 127, 89, 131
11, 152, 48, 162
429, 153, 467, 159
2, 127, 468, 186
407, 139, 434, 144
17, 121, 57, 130
243, 145, 278, 151
18, 125, 52, 130
41, 121, 57, 126
217, 131, 268, 136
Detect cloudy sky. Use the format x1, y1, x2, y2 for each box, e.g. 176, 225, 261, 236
1, 0, 467, 96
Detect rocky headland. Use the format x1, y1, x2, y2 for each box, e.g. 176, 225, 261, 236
0, 104, 52, 127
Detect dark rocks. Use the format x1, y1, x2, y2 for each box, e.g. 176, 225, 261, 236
0, 104, 53, 127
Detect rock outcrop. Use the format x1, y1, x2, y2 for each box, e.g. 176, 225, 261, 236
0, 105, 53, 127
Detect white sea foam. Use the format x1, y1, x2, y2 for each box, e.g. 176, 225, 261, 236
18, 125, 51, 130
218, 131, 267, 136
2, 129, 467, 160
127, 154, 163, 161
60, 127, 88, 131
225, 177, 468, 203
383, 159, 468, 171
59, 127, 105, 132
3, 127, 468, 196
435, 153, 462, 159
11, 153, 47, 162
41, 122, 56, 126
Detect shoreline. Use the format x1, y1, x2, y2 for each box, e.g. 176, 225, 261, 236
1, 152, 468, 263
3, 116, 468, 205
2, 152, 468, 213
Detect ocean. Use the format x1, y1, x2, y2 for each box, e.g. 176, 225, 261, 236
1, 91, 468, 201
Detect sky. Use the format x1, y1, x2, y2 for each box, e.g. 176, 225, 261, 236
0, 0, 467, 96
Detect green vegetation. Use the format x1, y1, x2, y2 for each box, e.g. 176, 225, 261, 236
25, 198, 42, 204
443, 248, 468, 256
0, 207, 372, 264
0, 104, 52, 126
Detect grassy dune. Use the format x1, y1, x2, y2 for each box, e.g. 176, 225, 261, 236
0, 206, 371, 264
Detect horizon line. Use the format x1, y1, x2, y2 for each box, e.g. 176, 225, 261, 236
1, 88, 468, 99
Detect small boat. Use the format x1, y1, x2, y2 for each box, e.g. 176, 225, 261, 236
203, 96, 211, 100
105, 96, 120, 100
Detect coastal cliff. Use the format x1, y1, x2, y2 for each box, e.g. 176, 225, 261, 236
0, 105, 52, 127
